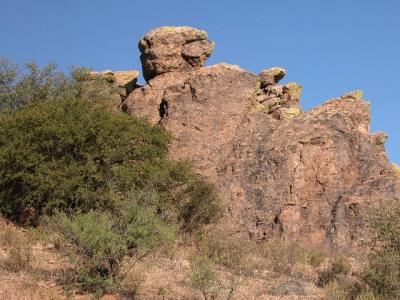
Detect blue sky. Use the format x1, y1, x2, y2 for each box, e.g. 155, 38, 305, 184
1, 0, 399, 163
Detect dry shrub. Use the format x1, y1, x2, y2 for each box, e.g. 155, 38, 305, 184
0, 224, 33, 272
318, 256, 351, 287
196, 226, 256, 273
325, 281, 348, 300
119, 268, 144, 298
259, 239, 327, 275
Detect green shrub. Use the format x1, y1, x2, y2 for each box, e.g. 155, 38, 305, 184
0, 59, 222, 295
0, 58, 117, 111
361, 198, 400, 298
48, 207, 175, 294
0, 96, 220, 228
189, 256, 219, 300
309, 250, 328, 267
0, 98, 170, 223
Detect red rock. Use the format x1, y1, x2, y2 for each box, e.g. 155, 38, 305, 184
123, 26, 400, 250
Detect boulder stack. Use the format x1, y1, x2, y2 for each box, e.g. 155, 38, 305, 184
138, 26, 215, 81
254, 67, 302, 119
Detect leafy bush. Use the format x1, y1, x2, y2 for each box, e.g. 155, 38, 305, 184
0, 97, 220, 229
0, 58, 117, 110
0, 98, 170, 223
361, 198, 400, 298
47, 207, 175, 294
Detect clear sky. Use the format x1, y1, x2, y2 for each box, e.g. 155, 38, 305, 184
1, 0, 399, 163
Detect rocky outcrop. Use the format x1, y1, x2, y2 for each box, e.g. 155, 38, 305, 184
223, 93, 400, 249
122, 26, 400, 250
91, 69, 139, 98
138, 26, 215, 81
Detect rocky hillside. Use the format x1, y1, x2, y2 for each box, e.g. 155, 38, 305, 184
1, 26, 400, 300
120, 26, 400, 251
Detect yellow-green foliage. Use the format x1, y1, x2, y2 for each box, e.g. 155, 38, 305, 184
354, 90, 364, 99
284, 106, 302, 118
269, 67, 286, 78
391, 163, 400, 176
252, 101, 268, 112
374, 133, 388, 145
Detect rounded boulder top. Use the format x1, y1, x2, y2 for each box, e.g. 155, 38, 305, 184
138, 26, 215, 82
259, 67, 286, 87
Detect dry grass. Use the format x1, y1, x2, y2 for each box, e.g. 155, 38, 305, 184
257, 239, 329, 279
0, 219, 34, 273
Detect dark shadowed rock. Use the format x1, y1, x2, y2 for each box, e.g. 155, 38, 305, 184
123, 26, 400, 250
138, 26, 215, 81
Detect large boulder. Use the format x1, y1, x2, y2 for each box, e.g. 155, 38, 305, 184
138, 26, 215, 81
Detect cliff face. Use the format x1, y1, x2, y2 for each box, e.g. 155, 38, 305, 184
122, 26, 400, 250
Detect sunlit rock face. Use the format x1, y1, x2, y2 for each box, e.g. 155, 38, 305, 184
122, 26, 400, 250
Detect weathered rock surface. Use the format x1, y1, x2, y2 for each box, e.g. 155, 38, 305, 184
138, 26, 215, 81
122, 26, 400, 250
223, 94, 400, 249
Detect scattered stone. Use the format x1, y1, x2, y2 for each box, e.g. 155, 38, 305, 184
268, 280, 306, 296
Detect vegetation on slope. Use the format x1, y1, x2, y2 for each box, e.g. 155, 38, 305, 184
0, 58, 221, 294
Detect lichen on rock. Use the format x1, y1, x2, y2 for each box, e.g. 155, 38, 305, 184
391, 163, 400, 176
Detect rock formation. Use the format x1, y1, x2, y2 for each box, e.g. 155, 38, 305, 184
121, 26, 400, 250
138, 26, 215, 81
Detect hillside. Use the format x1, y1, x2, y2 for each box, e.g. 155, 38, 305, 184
0, 26, 399, 300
